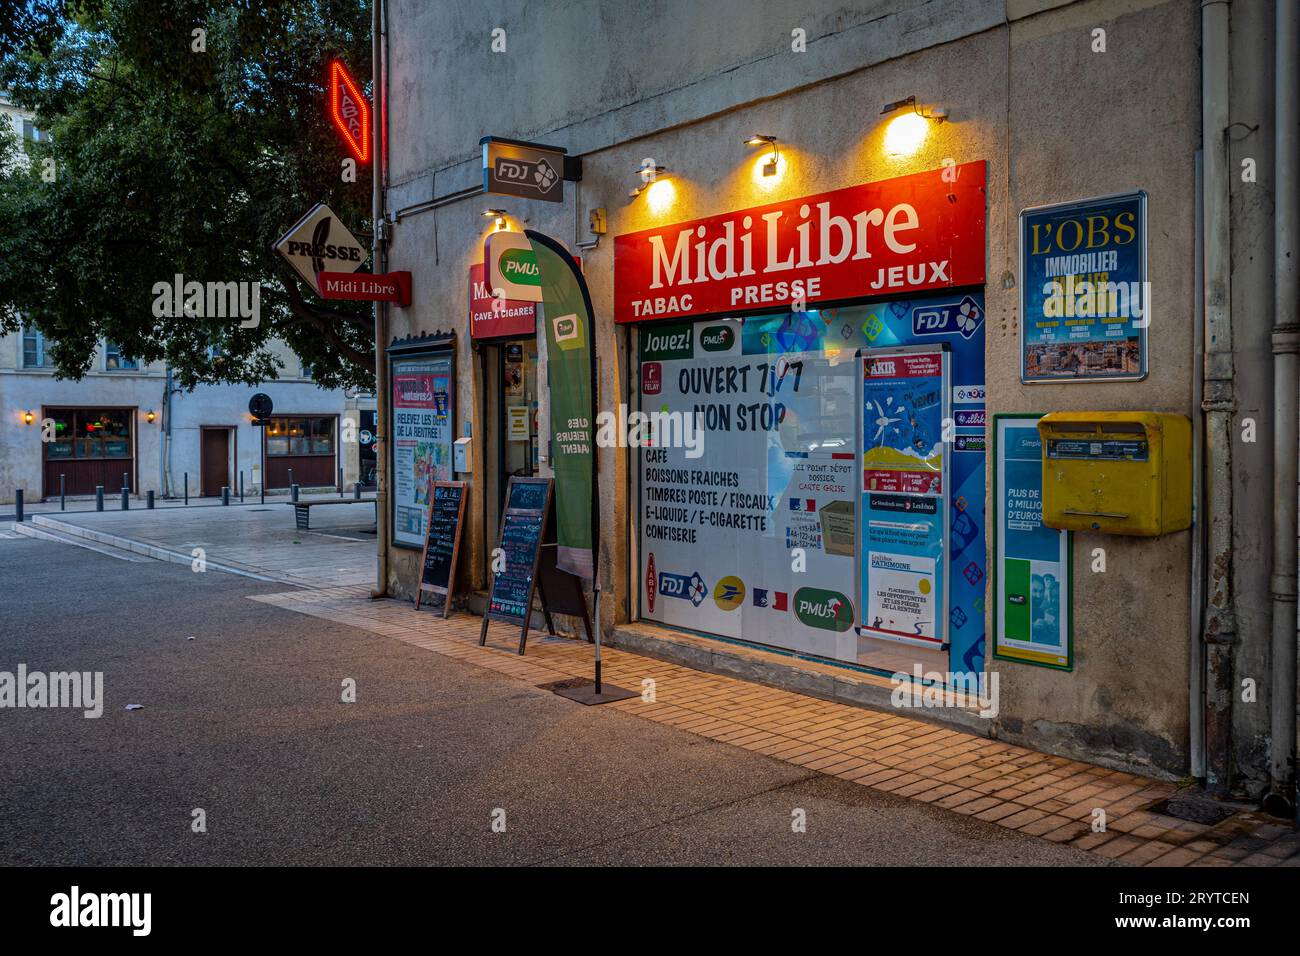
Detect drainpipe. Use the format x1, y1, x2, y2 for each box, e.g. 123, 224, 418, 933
370, 0, 391, 598
1200, 0, 1237, 797
1190, 151, 1205, 780
1266, 0, 1299, 819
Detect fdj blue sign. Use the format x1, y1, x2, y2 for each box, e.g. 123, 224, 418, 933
659, 570, 707, 606
912, 295, 984, 340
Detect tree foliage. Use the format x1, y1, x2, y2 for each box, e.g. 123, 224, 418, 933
0, 0, 376, 390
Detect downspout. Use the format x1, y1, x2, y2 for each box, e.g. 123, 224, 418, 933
1190, 151, 1205, 780
1265, 0, 1299, 819
1200, 0, 1237, 797
162, 365, 174, 497
370, 0, 391, 598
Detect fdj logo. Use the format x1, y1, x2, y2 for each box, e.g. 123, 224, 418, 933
713, 575, 745, 611
659, 571, 707, 607
912, 295, 983, 340
794, 588, 855, 632
551, 313, 585, 351
499, 248, 541, 284
700, 326, 734, 352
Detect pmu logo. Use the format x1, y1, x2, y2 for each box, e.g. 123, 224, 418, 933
794, 588, 855, 632
712, 575, 745, 611
911, 295, 984, 340
659, 570, 707, 607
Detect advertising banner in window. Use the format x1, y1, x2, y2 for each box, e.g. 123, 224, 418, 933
392, 354, 454, 548
614, 162, 986, 324
1020, 191, 1147, 382
993, 415, 1072, 669
859, 347, 948, 647
636, 292, 986, 672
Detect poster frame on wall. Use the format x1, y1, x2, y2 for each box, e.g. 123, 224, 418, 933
1018, 190, 1148, 384
857, 343, 951, 650
386, 333, 457, 551
991, 413, 1074, 670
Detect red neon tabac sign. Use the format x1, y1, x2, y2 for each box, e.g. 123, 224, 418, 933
329, 60, 370, 163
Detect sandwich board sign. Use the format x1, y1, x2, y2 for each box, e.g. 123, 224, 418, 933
274, 202, 367, 296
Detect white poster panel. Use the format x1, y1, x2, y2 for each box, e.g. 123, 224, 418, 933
638, 318, 860, 662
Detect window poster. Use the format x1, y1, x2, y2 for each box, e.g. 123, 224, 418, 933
636, 292, 986, 673
1020, 191, 1147, 382
993, 414, 1072, 669
392, 353, 454, 548
859, 348, 948, 647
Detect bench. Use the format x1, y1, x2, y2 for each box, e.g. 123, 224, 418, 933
286, 498, 377, 530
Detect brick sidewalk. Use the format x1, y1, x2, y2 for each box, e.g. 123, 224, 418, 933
252, 586, 1298, 867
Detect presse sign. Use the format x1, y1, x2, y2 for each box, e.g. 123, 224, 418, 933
613, 162, 986, 323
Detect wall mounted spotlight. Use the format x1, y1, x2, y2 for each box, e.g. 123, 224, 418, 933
744, 134, 781, 177
145, 409, 157, 423
630, 159, 668, 197
482, 208, 508, 230
23, 410, 35, 425
880, 95, 947, 122
880, 96, 947, 157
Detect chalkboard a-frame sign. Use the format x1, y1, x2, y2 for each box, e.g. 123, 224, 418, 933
415, 480, 467, 617
479, 476, 593, 655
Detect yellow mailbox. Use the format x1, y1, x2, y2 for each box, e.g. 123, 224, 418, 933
1037, 411, 1192, 536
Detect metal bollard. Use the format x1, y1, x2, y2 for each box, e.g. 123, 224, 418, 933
96, 486, 104, 511
183, 473, 188, 506
287, 468, 294, 488
338, 465, 343, 497
221, 486, 230, 506
147, 490, 155, 509
291, 483, 300, 503
120, 487, 129, 510
59, 474, 65, 511
122, 472, 129, 493
239, 472, 244, 502
14, 489, 23, 523
354, 481, 362, 500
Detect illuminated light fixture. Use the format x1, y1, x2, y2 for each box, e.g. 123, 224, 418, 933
23, 410, 35, 425
328, 60, 371, 163
145, 409, 156, 423
744, 134, 780, 177
630, 160, 668, 198
482, 208, 509, 230
880, 96, 946, 158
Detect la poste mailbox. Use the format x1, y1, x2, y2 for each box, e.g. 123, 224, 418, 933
1038, 411, 1192, 537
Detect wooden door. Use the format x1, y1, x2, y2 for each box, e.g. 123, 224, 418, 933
200, 428, 230, 497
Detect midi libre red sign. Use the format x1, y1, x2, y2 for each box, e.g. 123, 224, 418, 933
614, 162, 986, 323
318, 271, 411, 306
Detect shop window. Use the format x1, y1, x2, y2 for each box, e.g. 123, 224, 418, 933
43, 409, 131, 459
22, 119, 48, 143
21, 326, 49, 368
265, 417, 335, 456
104, 342, 138, 371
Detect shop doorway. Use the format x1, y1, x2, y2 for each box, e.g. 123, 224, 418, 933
479, 338, 541, 581
200, 426, 234, 497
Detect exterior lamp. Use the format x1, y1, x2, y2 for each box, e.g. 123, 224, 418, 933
145, 409, 157, 423
482, 208, 508, 230
744, 134, 780, 177
630, 160, 668, 198
880, 96, 947, 157
23, 410, 35, 425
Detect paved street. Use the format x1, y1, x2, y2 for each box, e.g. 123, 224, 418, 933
15, 496, 376, 588
0, 533, 1105, 866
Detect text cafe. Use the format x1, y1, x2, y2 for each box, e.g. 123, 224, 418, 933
616, 162, 990, 679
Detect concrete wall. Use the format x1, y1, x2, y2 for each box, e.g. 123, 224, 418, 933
382, 0, 1202, 776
